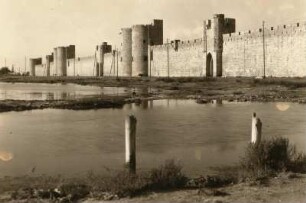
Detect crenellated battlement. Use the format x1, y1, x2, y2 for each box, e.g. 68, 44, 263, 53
151, 38, 203, 50
223, 21, 306, 42
75, 55, 94, 61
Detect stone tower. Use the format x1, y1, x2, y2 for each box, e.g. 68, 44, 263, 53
132, 25, 149, 76
121, 19, 163, 77
46, 55, 53, 77
121, 28, 132, 76
29, 58, 36, 76
96, 42, 112, 76
148, 19, 163, 45
204, 14, 235, 77
29, 58, 42, 76
56, 47, 67, 76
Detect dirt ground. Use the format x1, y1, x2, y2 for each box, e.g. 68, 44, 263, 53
0, 173, 305, 203
85, 173, 306, 203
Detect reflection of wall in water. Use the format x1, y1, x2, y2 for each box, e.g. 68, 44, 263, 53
129, 100, 150, 110
212, 99, 223, 106
61, 92, 68, 100
46, 93, 55, 100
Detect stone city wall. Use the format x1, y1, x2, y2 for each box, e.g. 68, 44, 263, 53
223, 22, 306, 77
32, 17, 306, 78
150, 39, 204, 77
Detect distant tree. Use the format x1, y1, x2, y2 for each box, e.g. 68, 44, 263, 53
0, 67, 11, 75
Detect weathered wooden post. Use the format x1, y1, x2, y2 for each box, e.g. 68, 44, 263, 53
125, 115, 137, 173
251, 113, 262, 145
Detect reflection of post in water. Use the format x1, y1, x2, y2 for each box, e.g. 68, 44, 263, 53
134, 99, 141, 107
149, 100, 153, 109
133, 99, 148, 109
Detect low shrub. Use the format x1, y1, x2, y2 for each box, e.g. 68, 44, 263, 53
59, 183, 90, 201
0, 67, 11, 75
287, 149, 306, 173
240, 137, 306, 176
104, 172, 149, 197
207, 165, 241, 185
87, 159, 187, 198
149, 159, 188, 190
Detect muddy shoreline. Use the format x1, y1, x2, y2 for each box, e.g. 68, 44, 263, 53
1, 171, 305, 203
1, 76, 306, 113
0, 97, 127, 113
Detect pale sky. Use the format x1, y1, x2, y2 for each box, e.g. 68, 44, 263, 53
0, 0, 305, 69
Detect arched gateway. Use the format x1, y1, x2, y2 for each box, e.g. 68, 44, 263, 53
206, 53, 213, 77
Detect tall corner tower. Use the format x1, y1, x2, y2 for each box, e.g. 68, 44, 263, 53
55, 46, 67, 76
121, 28, 133, 77
132, 25, 149, 77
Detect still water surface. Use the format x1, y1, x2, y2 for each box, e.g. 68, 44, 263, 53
0, 100, 305, 177
0, 82, 133, 100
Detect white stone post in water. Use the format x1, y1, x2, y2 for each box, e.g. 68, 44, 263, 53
251, 113, 257, 143
251, 113, 262, 145
125, 115, 137, 173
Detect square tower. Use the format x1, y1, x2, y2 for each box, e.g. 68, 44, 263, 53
203, 14, 236, 77
148, 19, 163, 45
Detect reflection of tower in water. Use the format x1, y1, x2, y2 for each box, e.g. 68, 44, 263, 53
141, 100, 148, 109
128, 100, 150, 110
149, 100, 153, 109
124, 103, 133, 110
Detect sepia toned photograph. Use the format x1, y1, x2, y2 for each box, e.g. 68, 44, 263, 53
0, 0, 306, 202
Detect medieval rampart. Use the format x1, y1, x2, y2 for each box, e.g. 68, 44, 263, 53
223, 22, 306, 77
31, 15, 306, 78
150, 39, 204, 77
